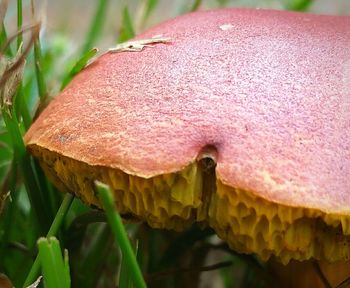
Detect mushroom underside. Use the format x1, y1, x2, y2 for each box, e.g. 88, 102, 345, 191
30, 144, 350, 265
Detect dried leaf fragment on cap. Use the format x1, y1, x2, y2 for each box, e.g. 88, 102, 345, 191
109, 36, 171, 52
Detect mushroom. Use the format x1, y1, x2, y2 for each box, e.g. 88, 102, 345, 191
24, 7, 350, 275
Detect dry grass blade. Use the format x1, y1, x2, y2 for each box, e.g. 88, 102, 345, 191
0, 22, 40, 108
0, 48, 25, 108
30, 0, 47, 28
0, 22, 40, 72
26, 276, 42, 288
0, 0, 8, 25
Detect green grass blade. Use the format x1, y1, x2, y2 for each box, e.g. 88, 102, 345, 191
23, 193, 74, 287
95, 181, 146, 288
13, 85, 32, 130
17, 0, 23, 50
119, 253, 132, 288
215, 0, 229, 6
0, 159, 18, 261
46, 196, 73, 244
33, 37, 48, 100
81, 0, 109, 53
190, 0, 202, 12
142, 0, 159, 24
60, 48, 98, 90
33, 160, 61, 222
118, 6, 135, 43
120, 238, 140, 288
0, 22, 13, 57
31, 0, 48, 101
72, 223, 114, 287
1, 109, 49, 231
0, 22, 6, 46
285, 0, 313, 11
38, 237, 70, 288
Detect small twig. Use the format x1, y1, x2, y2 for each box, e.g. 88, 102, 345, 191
8, 241, 35, 257
312, 261, 332, 288
336, 276, 350, 288
145, 260, 233, 282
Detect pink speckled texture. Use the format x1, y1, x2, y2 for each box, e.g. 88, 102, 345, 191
25, 9, 350, 214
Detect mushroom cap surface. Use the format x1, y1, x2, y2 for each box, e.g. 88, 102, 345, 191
25, 8, 350, 262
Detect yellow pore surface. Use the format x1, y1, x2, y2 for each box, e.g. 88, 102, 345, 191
34, 146, 350, 264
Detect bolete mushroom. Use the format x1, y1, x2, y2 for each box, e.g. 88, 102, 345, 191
24, 8, 350, 269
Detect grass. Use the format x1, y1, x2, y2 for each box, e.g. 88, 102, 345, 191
37, 237, 70, 288
0, 0, 314, 287
60, 48, 98, 91
96, 181, 146, 288
23, 193, 74, 287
